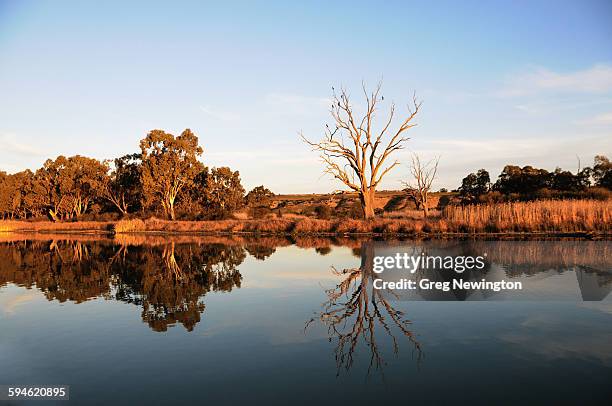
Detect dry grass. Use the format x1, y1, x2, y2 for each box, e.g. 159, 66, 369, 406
113, 218, 146, 233
0, 199, 609, 235
0, 220, 111, 232
443, 200, 611, 233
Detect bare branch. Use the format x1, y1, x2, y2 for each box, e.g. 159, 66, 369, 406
403, 153, 439, 217
302, 82, 421, 218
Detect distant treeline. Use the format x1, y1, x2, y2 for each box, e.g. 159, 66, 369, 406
456, 155, 611, 204
1, 127, 610, 221
0, 129, 274, 221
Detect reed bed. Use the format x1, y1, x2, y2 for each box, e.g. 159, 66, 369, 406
466, 240, 611, 270
443, 200, 610, 233
0, 220, 112, 232
113, 218, 146, 233
1, 199, 610, 235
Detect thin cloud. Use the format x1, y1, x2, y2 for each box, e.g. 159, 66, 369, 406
426, 136, 610, 162
580, 111, 612, 125
1, 291, 38, 316
419, 135, 611, 189
264, 93, 331, 116
499, 64, 612, 97
0, 133, 44, 156
512, 98, 612, 115
207, 148, 314, 166
199, 105, 240, 122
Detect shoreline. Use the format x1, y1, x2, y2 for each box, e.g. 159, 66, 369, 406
0, 223, 608, 240
2, 200, 608, 237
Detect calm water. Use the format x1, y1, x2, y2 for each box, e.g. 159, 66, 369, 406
0, 236, 611, 405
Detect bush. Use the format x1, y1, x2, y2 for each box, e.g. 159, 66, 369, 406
348, 202, 364, 219
113, 218, 146, 233
581, 187, 611, 201
249, 206, 272, 219
293, 218, 333, 233
314, 204, 332, 220
436, 194, 452, 209
477, 191, 504, 204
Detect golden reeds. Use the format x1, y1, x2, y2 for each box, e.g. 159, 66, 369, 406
113, 218, 146, 233
443, 200, 610, 233
0, 220, 112, 232
0, 199, 609, 235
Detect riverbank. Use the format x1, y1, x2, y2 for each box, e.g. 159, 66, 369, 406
1, 200, 609, 236
1, 199, 609, 236
0, 218, 608, 239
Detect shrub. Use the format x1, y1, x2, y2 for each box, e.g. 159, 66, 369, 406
249, 206, 272, 219
292, 218, 333, 233
348, 202, 364, 219
583, 187, 611, 201
336, 219, 370, 233
477, 191, 504, 204
113, 218, 146, 233
314, 204, 332, 220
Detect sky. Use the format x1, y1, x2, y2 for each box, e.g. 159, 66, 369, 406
0, 0, 611, 193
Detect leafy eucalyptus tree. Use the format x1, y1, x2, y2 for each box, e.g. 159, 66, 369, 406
103, 153, 142, 215
139, 129, 204, 220
35, 155, 108, 220
203, 167, 245, 219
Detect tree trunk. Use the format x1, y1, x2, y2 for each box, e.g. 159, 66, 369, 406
169, 202, 175, 220
360, 189, 376, 219
422, 193, 429, 218
49, 209, 60, 222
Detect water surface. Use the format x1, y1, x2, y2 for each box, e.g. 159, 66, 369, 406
1, 236, 611, 405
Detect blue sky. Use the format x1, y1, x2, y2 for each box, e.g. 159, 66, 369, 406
1, 0, 611, 192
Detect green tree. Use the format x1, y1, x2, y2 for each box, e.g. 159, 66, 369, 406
592, 155, 612, 190
35, 155, 108, 221
493, 165, 551, 196
245, 185, 275, 207
0, 171, 23, 219
459, 169, 490, 203
551, 167, 590, 192
139, 129, 204, 220
103, 153, 142, 215
203, 167, 245, 219
0, 171, 18, 219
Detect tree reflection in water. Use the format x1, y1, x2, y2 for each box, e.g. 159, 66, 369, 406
111, 240, 245, 332
0, 239, 244, 332
307, 244, 422, 377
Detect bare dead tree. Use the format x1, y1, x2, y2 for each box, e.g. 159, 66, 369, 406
302, 82, 421, 219
403, 153, 439, 217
